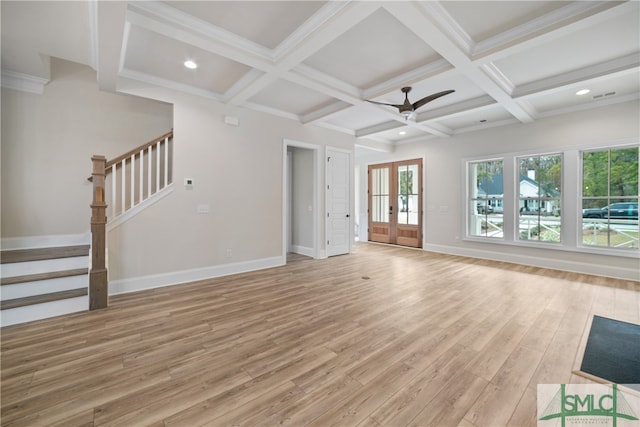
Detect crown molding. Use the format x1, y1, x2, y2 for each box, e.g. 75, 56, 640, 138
119, 68, 224, 101
1, 70, 49, 94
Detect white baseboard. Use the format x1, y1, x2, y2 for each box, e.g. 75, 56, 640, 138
290, 245, 314, 258
109, 256, 285, 295
423, 243, 640, 282
1, 233, 90, 250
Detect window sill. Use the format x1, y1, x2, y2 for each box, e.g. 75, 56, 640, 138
462, 236, 639, 259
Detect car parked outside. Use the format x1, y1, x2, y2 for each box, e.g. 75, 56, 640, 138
582, 202, 638, 219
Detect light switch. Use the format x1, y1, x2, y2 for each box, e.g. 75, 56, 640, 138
197, 204, 210, 214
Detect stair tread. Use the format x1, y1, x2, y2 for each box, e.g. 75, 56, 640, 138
1, 245, 90, 264
0, 268, 89, 286
0, 288, 88, 310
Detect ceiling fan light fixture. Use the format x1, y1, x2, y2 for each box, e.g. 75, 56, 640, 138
365, 87, 455, 121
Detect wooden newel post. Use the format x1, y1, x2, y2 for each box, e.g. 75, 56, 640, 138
90, 155, 108, 310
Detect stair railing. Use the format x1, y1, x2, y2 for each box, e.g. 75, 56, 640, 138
89, 130, 173, 309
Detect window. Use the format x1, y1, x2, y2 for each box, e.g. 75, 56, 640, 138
469, 159, 503, 238
581, 146, 639, 250
517, 154, 562, 243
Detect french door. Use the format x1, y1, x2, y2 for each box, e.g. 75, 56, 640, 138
368, 159, 423, 248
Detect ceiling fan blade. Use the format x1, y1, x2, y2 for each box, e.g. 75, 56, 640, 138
366, 100, 404, 109
412, 90, 455, 110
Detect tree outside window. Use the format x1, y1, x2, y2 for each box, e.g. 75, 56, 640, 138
581, 146, 639, 249
518, 154, 562, 243
469, 159, 503, 238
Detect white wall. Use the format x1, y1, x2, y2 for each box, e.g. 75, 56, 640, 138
107, 83, 354, 288
356, 100, 640, 280
1, 59, 173, 239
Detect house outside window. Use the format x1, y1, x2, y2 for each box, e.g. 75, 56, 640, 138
517, 154, 562, 243
581, 146, 639, 250
469, 159, 504, 238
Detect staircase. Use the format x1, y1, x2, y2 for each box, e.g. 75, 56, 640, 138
1, 245, 90, 326
1, 129, 174, 327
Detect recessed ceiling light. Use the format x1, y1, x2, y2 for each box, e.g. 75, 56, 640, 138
184, 60, 198, 69
576, 89, 590, 96
399, 131, 407, 136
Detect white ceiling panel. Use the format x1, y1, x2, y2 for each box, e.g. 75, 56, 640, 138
436, 104, 514, 131
494, 7, 640, 87
303, 8, 443, 89
2, 1, 639, 146
123, 25, 251, 94
526, 71, 640, 114
442, 1, 569, 42
164, 1, 326, 50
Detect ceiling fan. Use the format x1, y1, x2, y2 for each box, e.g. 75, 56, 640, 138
366, 87, 455, 120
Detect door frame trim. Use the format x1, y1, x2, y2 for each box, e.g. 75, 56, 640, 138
282, 139, 322, 262
364, 156, 426, 248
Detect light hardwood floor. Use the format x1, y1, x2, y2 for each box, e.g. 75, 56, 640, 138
1, 243, 639, 426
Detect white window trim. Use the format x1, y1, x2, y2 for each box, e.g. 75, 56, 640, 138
462, 139, 639, 259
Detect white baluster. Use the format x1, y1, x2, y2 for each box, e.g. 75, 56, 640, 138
147, 146, 152, 198
164, 137, 169, 187
110, 165, 116, 219
130, 154, 136, 208
111, 164, 117, 216
156, 140, 160, 193
121, 159, 126, 215
139, 148, 144, 202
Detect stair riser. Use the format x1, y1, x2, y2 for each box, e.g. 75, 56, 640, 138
0, 296, 88, 327
1, 256, 89, 277
1, 275, 88, 300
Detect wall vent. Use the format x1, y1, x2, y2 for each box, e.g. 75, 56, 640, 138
592, 91, 616, 100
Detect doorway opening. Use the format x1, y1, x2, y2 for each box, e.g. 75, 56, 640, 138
283, 140, 320, 263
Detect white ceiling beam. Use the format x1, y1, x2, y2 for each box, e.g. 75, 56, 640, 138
301, 101, 352, 124
356, 121, 404, 138
228, 2, 380, 105
473, 1, 632, 62
384, 1, 535, 124
97, 1, 128, 92
415, 96, 497, 122
355, 139, 396, 153
125, 8, 274, 73
362, 59, 453, 100
513, 54, 640, 99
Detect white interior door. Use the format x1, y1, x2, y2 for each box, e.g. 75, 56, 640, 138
326, 148, 351, 257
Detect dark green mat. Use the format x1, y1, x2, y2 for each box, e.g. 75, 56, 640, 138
580, 315, 640, 391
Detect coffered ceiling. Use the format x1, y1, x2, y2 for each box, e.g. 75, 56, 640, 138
2, 1, 639, 150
